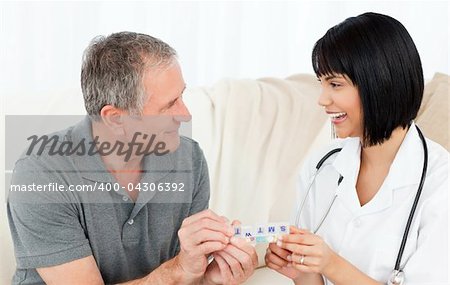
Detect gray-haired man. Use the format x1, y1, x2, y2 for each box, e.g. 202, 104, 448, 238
7, 32, 257, 284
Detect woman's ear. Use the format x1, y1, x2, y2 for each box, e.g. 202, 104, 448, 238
99, 105, 126, 136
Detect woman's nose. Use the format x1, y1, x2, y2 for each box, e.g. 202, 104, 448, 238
318, 87, 332, 107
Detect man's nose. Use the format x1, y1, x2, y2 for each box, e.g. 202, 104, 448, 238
173, 99, 192, 122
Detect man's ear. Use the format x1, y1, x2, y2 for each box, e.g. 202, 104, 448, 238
100, 105, 126, 136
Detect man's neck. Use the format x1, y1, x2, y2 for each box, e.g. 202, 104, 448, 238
91, 121, 143, 173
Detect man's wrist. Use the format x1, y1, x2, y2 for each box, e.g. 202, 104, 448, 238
198, 276, 212, 285
141, 256, 190, 285
171, 255, 191, 284
117, 257, 187, 285
172, 254, 204, 285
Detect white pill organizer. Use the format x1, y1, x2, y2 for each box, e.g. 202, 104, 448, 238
233, 223, 290, 244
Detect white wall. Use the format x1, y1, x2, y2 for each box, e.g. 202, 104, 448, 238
1, 1, 448, 102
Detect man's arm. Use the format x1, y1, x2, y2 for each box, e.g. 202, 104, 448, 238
37, 256, 104, 285
35, 209, 232, 285
37, 255, 185, 285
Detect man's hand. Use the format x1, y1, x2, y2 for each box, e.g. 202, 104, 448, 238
175, 209, 234, 283
203, 221, 258, 285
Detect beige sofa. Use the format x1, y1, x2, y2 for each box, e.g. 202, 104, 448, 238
0, 73, 448, 284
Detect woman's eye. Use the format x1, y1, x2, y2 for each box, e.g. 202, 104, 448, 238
330, 82, 341, 88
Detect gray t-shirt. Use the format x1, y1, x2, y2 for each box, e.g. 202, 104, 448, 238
7, 117, 210, 284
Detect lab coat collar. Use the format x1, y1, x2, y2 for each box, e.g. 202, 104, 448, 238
382, 122, 424, 190
332, 137, 363, 213
330, 123, 424, 215
359, 123, 424, 215
332, 136, 361, 180
331, 122, 424, 187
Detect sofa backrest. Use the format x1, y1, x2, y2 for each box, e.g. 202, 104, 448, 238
184, 74, 329, 224
184, 73, 449, 225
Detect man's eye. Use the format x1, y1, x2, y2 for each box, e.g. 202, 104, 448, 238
167, 99, 178, 109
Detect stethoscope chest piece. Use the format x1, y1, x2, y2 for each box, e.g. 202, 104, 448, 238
388, 270, 405, 285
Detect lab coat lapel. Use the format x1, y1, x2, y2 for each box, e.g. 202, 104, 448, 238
336, 124, 424, 216
332, 137, 363, 214
359, 124, 423, 215
384, 123, 424, 190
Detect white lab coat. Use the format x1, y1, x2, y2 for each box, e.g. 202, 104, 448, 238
294, 123, 449, 285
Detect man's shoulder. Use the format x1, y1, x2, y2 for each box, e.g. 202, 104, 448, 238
179, 135, 201, 148
15, 125, 77, 169
8, 125, 82, 204
173, 136, 208, 180
177, 136, 205, 161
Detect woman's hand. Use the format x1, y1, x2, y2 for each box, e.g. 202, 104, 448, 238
276, 226, 336, 275
274, 226, 382, 285
265, 227, 326, 285
265, 241, 302, 280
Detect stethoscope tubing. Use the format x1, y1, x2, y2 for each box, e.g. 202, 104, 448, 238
294, 148, 342, 228
295, 125, 428, 278
394, 125, 428, 270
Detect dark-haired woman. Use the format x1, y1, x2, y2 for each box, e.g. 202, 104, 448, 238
265, 12, 448, 285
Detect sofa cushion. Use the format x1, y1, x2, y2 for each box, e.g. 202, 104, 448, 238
416, 73, 449, 151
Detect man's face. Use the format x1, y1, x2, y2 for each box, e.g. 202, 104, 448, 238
123, 60, 191, 154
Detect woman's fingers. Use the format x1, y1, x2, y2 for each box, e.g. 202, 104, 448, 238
265, 247, 288, 268
289, 226, 311, 235
268, 242, 292, 261
277, 242, 315, 256
279, 232, 317, 246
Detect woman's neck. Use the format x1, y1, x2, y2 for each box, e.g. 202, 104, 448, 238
360, 126, 409, 168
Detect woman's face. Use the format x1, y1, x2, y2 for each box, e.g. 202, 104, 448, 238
317, 73, 363, 139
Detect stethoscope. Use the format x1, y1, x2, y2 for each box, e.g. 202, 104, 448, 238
294, 125, 428, 285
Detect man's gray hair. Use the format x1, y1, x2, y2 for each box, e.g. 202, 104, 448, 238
81, 32, 177, 118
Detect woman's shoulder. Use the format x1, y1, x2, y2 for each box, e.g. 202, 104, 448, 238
424, 137, 449, 177
414, 136, 449, 209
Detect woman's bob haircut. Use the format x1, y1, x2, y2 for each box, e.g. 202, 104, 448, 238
312, 12, 424, 146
